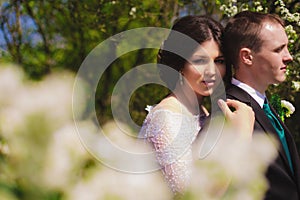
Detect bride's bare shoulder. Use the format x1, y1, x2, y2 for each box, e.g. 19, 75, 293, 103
153, 95, 183, 113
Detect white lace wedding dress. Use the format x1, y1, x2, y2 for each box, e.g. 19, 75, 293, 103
139, 103, 207, 194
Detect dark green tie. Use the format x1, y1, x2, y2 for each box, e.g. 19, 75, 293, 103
263, 99, 294, 173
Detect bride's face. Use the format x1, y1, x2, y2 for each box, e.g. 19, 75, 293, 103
181, 39, 225, 97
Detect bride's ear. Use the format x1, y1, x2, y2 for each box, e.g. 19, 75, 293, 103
240, 48, 253, 65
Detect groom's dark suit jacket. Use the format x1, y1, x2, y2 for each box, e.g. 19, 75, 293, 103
226, 84, 300, 200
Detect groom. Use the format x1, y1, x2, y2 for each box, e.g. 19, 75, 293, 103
223, 11, 300, 200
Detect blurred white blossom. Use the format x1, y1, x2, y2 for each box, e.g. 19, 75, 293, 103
281, 100, 295, 117
219, 3, 238, 17
0, 64, 92, 196
42, 123, 89, 190
254, 1, 263, 12
129, 7, 137, 18
285, 25, 298, 45
186, 127, 278, 200
66, 166, 172, 200
275, 0, 300, 26
219, 0, 268, 17
0, 64, 24, 106
292, 81, 300, 91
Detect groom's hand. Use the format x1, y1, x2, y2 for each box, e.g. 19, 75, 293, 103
218, 99, 254, 139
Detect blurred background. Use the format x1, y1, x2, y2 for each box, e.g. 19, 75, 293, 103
0, 0, 299, 199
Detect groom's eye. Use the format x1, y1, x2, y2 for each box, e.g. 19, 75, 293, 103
274, 45, 285, 53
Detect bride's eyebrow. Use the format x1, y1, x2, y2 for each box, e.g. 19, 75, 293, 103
215, 55, 224, 59
191, 54, 209, 58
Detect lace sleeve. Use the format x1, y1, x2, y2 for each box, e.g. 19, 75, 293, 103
140, 108, 200, 194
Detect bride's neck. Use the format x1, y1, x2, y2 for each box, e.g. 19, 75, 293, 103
172, 85, 204, 115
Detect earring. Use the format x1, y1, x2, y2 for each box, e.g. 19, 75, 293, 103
179, 72, 183, 85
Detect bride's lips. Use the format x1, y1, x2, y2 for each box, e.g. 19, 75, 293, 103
202, 80, 216, 87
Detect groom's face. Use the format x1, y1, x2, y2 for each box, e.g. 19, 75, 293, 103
251, 21, 293, 86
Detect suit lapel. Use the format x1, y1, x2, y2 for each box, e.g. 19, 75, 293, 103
226, 84, 291, 172
226, 85, 276, 134
270, 105, 300, 180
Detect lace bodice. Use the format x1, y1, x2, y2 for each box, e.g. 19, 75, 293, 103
139, 105, 206, 194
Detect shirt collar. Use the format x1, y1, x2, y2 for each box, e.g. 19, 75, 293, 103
231, 78, 266, 108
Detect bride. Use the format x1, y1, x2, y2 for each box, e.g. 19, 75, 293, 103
139, 15, 254, 195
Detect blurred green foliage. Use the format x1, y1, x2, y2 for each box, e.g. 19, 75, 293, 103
0, 0, 188, 126
0, 0, 299, 148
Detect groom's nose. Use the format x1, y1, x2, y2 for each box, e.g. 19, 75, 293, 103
283, 48, 293, 64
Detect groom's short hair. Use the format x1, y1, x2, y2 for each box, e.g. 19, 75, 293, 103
223, 11, 284, 70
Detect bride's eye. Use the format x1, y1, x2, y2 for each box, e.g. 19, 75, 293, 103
191, 58, 209, 65
215, 58, 225, 65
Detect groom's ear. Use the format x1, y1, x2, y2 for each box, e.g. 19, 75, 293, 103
239, 48, 253, 65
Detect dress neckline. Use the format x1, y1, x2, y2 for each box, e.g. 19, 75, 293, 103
146, 95, 208, 118
145, 104, 208, 129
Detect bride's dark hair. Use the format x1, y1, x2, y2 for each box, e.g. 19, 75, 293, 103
158, 15, 223, 90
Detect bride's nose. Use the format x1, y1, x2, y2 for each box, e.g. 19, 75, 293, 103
204, 61, 216, 76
